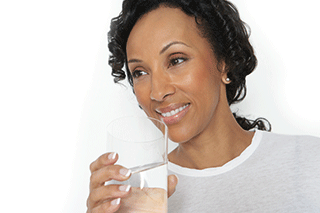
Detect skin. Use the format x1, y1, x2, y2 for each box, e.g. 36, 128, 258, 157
87, 5, 253, 213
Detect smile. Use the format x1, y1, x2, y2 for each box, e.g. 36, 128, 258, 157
156, 103, 190, 125
160, 104, 189, 117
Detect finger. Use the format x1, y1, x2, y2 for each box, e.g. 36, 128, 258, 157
88, 184, 131, 209
90, 152, 118, 173
90, 198, 121, 213
167, 174, 178, 198
89, 184, 131, 206
90, 165, 131, 190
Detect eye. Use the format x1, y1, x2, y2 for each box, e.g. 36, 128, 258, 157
132, 70, 147, 79
169, 57, 187, 67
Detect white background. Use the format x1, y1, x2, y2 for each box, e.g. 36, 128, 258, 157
0, 0, 319, 212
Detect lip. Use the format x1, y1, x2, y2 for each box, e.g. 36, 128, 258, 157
156, 103, 190, 125
155, 103, 189, 114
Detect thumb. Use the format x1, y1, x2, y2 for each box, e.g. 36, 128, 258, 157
167, 174, 178, 198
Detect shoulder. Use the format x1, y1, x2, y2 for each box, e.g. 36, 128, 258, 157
259, 130, 320, 144
259, 131, 320, 144
257, 130, 320, 158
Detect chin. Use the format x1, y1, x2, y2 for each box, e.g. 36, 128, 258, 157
168, 130, 192, 144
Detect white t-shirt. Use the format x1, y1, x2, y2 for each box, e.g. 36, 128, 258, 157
168, 130, 320, 212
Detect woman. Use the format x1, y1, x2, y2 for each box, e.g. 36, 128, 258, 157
87, 0, 320, 212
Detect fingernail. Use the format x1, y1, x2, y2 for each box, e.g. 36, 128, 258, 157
108, 152, 116, 160
119, 185, 131, 192
119, 168, 131, 177
111, 198, 121, 206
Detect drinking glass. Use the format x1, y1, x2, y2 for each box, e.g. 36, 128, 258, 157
106, 116, 168, 213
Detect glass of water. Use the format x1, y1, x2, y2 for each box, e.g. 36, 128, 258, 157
106, 116, 168, 213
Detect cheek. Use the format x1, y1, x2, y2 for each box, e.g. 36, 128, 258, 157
187, 66, 221, 118
182, 64, 220, 97
134, 85, 151, 112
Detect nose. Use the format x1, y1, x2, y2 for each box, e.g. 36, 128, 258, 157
150, 69, 175, 102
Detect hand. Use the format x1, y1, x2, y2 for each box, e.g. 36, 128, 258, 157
117, 175, 179, 213
87, 152, 132, 213
167, 173, 178, 198
86, 153, 178, 213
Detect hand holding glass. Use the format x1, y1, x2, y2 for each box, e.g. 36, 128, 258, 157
106, 116, 168, 212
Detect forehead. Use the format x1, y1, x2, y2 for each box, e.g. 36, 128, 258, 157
126, 6, 200, 55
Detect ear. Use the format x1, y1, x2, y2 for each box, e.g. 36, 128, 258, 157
219, 61, 231, 84
221, 72, 231, 84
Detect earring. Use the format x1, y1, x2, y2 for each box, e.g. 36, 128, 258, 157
226, 78, 230, 82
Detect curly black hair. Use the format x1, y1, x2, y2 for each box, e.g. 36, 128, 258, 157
108, 0, 271, 131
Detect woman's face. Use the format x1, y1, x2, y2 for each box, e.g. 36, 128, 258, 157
126, 6, 228, 143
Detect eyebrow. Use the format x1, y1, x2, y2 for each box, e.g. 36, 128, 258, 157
127, 41, 190, 64
127, 58, 143, 64
160, 41, 190, 55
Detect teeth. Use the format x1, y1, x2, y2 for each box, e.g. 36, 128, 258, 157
161, 104, 189, 117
